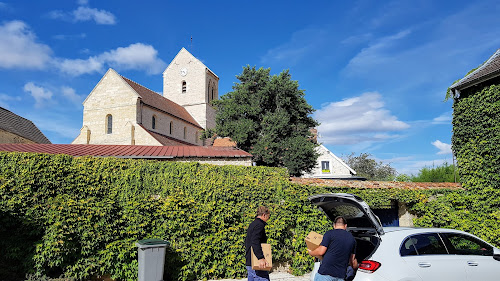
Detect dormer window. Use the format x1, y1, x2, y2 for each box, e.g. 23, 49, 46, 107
182, 81, 187, 93
106, 114, 112, 134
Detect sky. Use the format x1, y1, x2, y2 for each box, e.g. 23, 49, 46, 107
1, 0, 499, 175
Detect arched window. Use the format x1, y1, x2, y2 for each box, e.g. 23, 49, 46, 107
183, 127, 187, 139
106, 114, 112, 134
152, 115, 156, 130
211, 88, 214, 101
182, 81, 187, 93
169, 121, 173, 135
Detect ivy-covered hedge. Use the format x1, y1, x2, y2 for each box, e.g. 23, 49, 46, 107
0, 152, 497, 281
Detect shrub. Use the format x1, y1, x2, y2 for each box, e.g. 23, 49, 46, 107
0, 152, 498, 281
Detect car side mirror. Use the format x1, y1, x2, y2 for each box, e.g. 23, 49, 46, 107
494, 254, 500, 261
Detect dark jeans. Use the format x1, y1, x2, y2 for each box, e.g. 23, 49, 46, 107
246, 266, 270, 281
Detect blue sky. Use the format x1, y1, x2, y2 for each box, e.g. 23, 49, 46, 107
1, 0, 499, 175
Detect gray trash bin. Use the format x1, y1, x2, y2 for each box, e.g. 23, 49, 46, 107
136, 238, 169, 281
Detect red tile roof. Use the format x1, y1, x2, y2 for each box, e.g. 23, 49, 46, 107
290, 178, 463, 190
121, 76, 202, 129
0, 143, 252, 159
213, 137, 237, 147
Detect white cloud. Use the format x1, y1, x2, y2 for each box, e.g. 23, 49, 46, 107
432, 111, 452, 124
0, 21, 52, 69
61, 86, 84, 105
0, 93, 22, 109
58, 56, 103, 76
100, 43, 167, 74
23, 82, 53, 107
315, 92, 409, 145
77, 0, 89, 5
58, 43, 166, 75
261, 28, 328, 65
432, 140, 452, 155
73, 6, 116, 25
344, 29, 411, 75
53, 33, 87, 40
341, 33, 372, 45
48, 5, 116, 25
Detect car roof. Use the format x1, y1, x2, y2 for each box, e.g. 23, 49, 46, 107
382, 227, 476, 235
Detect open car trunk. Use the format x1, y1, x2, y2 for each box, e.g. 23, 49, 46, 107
308, 193, 384, 261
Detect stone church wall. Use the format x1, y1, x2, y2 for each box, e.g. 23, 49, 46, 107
141, 105, 202, 145
73, 71, 140, 145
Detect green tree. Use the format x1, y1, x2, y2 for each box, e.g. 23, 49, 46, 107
411, 161, 458, 182
213, 66, 319, 176
343, 153, 396, 181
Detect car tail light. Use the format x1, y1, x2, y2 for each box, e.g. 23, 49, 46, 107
358, 260, 381, 273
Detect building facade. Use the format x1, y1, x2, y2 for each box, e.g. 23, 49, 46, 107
302, 144, 356, 179
73, 48, 217, 146
0, 107, 51, 144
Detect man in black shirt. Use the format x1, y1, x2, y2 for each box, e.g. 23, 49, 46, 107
245, 206, 271, 281
308, 216, 357, 281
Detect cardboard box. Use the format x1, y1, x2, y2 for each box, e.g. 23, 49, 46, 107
251, 243, 272, 271
305, 231, 323, 251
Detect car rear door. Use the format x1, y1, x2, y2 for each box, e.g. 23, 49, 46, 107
308, 193, 384, 235
400, 232, 466, 281
440, 232, 500, 281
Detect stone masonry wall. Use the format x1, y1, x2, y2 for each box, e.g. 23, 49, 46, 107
73, 70, 140, 145
0, 129, 36, 144
163, 48, 217, 129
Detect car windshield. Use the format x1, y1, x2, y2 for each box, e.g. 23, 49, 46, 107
320, 202, 374, 228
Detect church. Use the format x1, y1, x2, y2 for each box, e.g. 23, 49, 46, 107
72, 48, 218, 146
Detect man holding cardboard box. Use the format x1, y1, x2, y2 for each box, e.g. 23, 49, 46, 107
245, 206, 272, 281
308, 216, 357, 281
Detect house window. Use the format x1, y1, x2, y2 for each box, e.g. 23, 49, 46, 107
106, 114, 112, 134
321, 161, 330, 173
169, 121, 173, 134
152, 115, 156, 130
182, 81, 187, 93
183, 127, 187, 139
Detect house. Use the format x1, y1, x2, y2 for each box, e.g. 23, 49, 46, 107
72, 48, 218, 146
302, 144, 356, 179
0, 107, 51, 144
0, 143, 253, 166
449, 48, 500, 98
448, 48, 500, 191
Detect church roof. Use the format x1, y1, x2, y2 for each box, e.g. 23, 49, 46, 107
121, 76, 203, 129
450, 48, 500, 91
138, 124, 196, 146
0, 107, 51, 144
0, 143, 252, 159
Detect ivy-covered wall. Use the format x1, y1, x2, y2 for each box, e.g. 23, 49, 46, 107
452, 84, 500, 192
0, 152, 497, 281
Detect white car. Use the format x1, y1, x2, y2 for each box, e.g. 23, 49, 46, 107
308, 193, 500, 281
